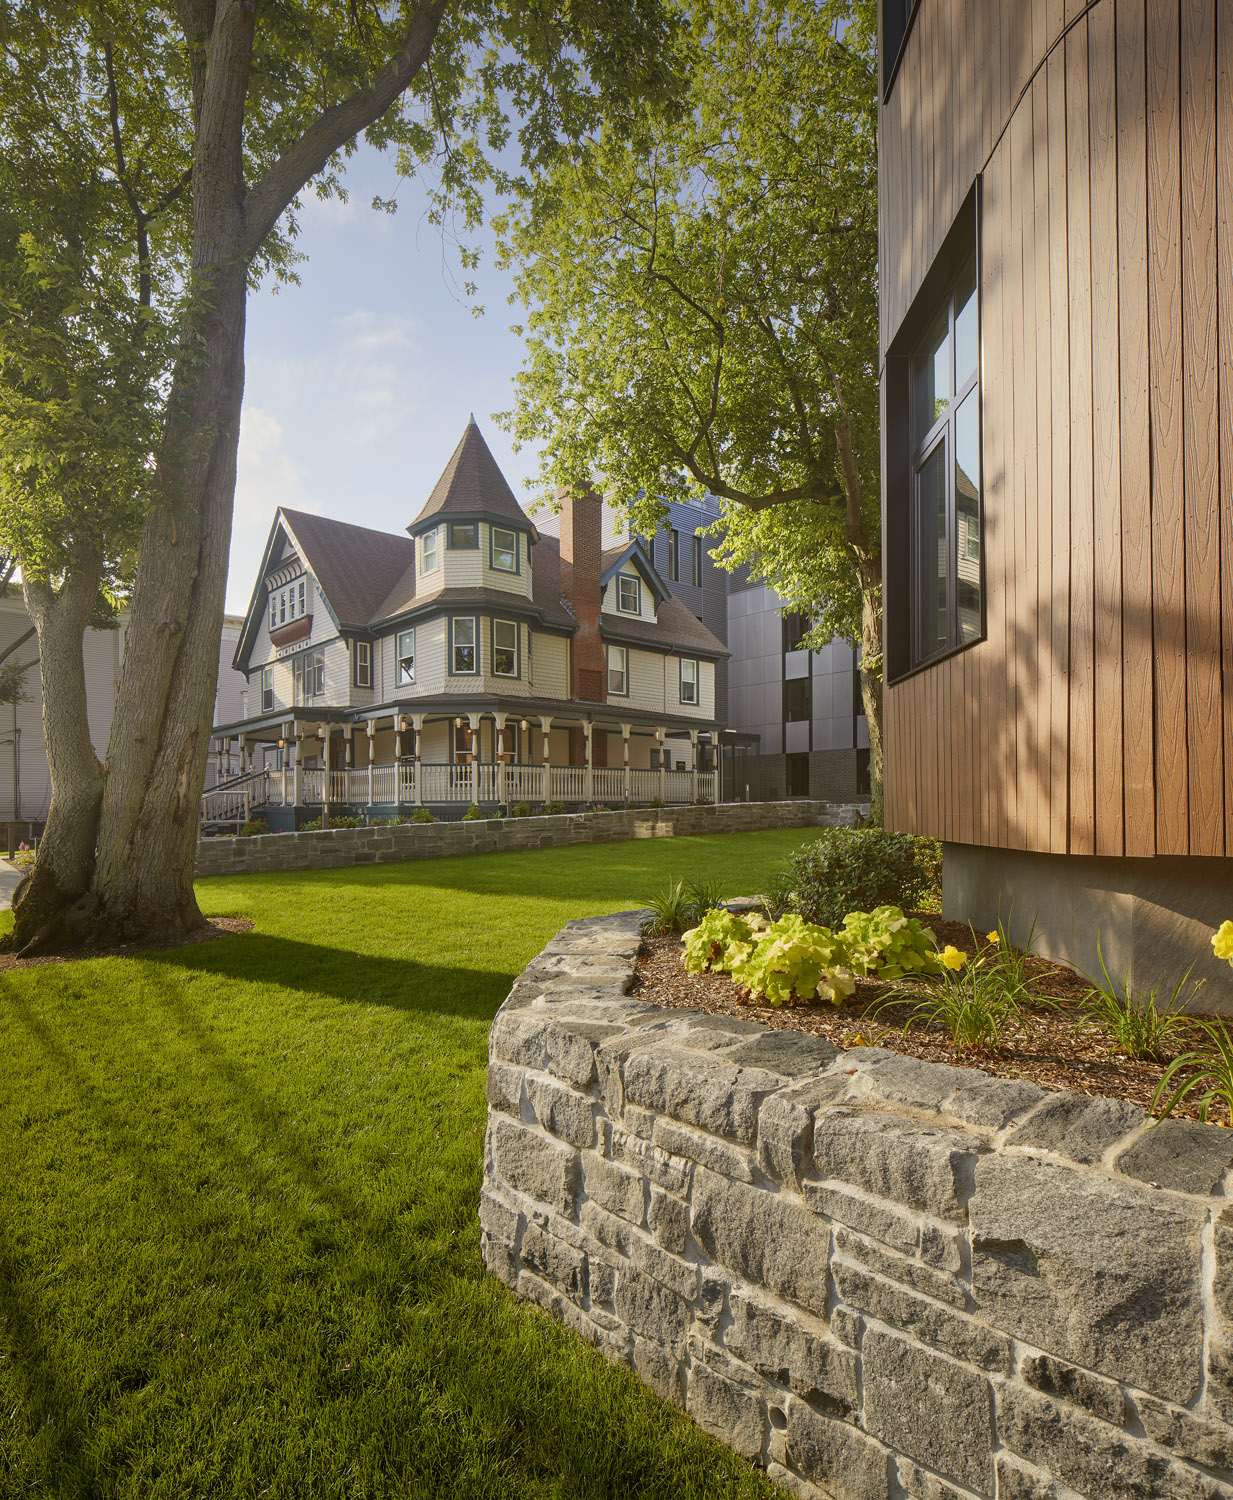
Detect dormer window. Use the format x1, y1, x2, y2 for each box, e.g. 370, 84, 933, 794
449, 523, 479, 549
422, 529, 439, 573
617, 574, 641, 614
491, 526, 518, 573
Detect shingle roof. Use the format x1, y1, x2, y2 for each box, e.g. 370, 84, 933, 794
408, 419, 535, 532
602, 593, 729, 658
279, 509, 417, 629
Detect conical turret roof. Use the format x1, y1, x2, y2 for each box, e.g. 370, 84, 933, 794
407, 418, 535, 536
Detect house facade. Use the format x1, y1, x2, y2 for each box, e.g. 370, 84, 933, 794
879, 0, 1233, 1001
211, 420, 728, 824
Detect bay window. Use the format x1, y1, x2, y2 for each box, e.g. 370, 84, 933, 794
492, 619, 518, 676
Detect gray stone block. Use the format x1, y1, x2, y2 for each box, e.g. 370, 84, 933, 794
832, 1262, 1012, 1375
832, 1226, 966, 1309
801, 1181, 921, 1257
490, 1009, 622, 1086
608, 1126, 693, 1195
490, 1117, 580, 1218
1115, 1118, 1233, 1196
993, 1453, 1063, 1500
726, 1290, 859, 1413
520, 1222, 588, 1301
723, 1031, 838, 1077
786, 1399, 891, 1500
1136, 1393, 1233, 1475
758, 1074, 862, 1192
527, 1077, 596, 1149
614, 1266, 691, 1356
940, 1075, 1045, 1130
686, 1361, 767, 1460
969, 1154, 1206, 1403
581, 1152, 645, 1225
895, 1457, 979, 1500
621, 1047, 784, 1144
811, 1110, 983, 1223
1019, 1351, 1126, 1427
862, 1326, 995, 1493
647, 1188, 689, 1254
633, 1337, 684, 1407
691, 1169, 829, 1316
998, 1383, 1230, 1500
485, 1062, 524, 1117
650, 1114, 757, 1184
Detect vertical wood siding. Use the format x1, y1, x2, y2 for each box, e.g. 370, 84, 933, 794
880, 0, 1230, 858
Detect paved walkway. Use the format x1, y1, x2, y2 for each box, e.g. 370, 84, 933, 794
0, 860, 25, 910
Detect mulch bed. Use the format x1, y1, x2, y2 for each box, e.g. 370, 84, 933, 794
633, 913, 1225, 1125
0, 917, 254, 974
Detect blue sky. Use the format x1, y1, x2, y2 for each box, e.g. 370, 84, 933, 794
230, 144, 544, 614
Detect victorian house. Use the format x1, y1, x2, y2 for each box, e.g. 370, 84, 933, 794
208, 420, 727, 825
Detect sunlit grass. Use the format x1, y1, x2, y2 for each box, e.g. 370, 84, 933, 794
0, 831, 809, 1500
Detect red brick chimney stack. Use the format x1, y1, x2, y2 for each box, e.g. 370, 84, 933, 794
558, 484, 606, 703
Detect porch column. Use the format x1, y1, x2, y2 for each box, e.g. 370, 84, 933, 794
540, 716, 552, 803
292, 728, 303, 807
468, 713, 481, 806
689, 728, 698, 804
225, 738, 233, 778
657, 727, 667, 803
412, 714, 424, 806
494, 712, 508, 807
282, 723, 291, 805
366, 719, 375, 806
583, 722, 593, 804
321, 727, 331, 829
622, 723, 632, 805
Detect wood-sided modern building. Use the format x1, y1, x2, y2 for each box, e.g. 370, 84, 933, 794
879, 0, 1233, 1003
210, 420, 727, 824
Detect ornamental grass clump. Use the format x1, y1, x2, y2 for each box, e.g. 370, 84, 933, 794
1147, 921, 1233, 1123
1073, 938, 1202, 1062
642, 877, 732, 936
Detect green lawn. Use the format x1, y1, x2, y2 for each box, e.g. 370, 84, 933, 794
0, 830, 815, 1500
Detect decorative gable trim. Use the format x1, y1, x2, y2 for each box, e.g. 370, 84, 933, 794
600, 540, 670, 608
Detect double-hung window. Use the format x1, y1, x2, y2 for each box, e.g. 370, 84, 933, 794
679, 658, 699, 705
908, 255, 982, 669
294, 649, 325, 704
607, 644, 629, 697
491, 526, 518, 573
397, 629, 415, 686
492, 619, 518, 676
422, 529, 439, 573
617, 574, 640, 614
451, 617, 476, 674
261, 666, 274, 712
354, 640, 372, 689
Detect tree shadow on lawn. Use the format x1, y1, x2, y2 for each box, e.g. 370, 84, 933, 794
145, 930, 515, 1022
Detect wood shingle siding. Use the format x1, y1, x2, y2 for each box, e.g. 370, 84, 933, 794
881, 0, 1232, 858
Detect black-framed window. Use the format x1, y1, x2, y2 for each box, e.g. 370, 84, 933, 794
607, 644, 629, 696
617, 574, 640, 613
451, 616, 477, 673
492, 618, 519, 676
397, 628, 415, 686
784, 677, 811, 723
491, 526, 518, 573
691, 534, 702, 587
679, 657, 698, 705
261, 666, 274, 712
783, 611, 811, 653
294, 648, 324, 705
667, 529, 680, 581
882, 0, 921, 96
448, 522, 479, 549
421, 528, 439, 573
908, 254, 982, 670
354, 639, 371, 689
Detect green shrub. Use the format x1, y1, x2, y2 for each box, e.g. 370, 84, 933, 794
682, 908, 766, 974
839, 905, 941, 979
461, 804, 484, 821
543, 801, 566, 815
410, 808, 436, 824
781, 829, 936, 929
510, 802, 531, 818
239, 820, 268, 837
729, 913, 855, 1008
642, 881, 697, 936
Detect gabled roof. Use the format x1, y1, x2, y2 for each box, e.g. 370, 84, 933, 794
601, 540, 670, 608
407, 418, 538, 537
602, 593, 729, 659
280, 509, 417, 629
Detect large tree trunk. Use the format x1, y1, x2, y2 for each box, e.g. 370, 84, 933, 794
6, 558, 106, 953
856, 563, 884, 828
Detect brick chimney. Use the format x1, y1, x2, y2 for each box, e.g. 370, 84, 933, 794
558, 484, 606, 703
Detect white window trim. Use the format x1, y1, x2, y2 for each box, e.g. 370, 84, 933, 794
422, 529, 440, 574
492, 618, 519, 677
451, 616, 478, 675
398, 628, 416, 686
355, 640, 372, 689
679, 657, 699, 705
607, 644, 629, 697
617, 574, 641, 614
490, 526, 519, 574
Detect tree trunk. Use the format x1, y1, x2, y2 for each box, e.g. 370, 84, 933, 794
6, 558, 106, 954
857, 567, 884, 828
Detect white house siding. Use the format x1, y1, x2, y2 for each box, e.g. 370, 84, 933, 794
481, 528, 534, 598
601, 567, 658, 624
623, 647, 669, 715
527, 630, 569, 699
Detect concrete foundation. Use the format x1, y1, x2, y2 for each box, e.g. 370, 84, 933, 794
943, 842, 1233, 1014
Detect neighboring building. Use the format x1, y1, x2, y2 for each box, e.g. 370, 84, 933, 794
579, 491, 870, 804
0, 594, 244, 825
878, 2, 1233, 1000
211, 420, 728, 824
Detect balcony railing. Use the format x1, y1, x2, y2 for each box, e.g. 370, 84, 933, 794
204, 761, 717, 818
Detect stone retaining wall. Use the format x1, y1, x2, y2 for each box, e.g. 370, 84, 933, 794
195, 799, 862, 878
481, 909, 1233, 1500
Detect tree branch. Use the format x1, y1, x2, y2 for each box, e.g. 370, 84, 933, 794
243, 0, 449, 259
0, 626, 36, 670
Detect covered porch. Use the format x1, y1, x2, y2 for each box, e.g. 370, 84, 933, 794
204, 702, 719, 825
